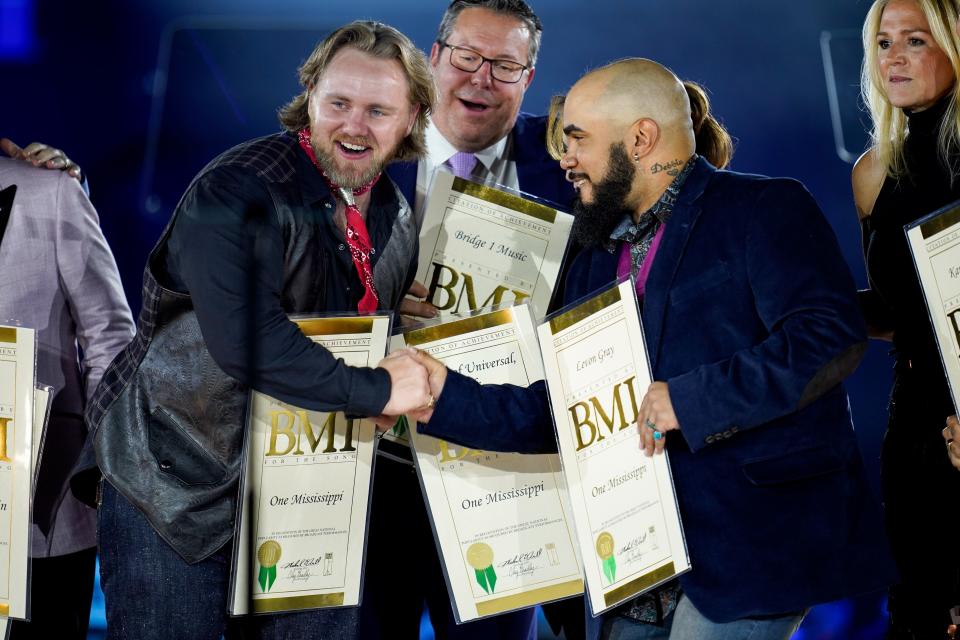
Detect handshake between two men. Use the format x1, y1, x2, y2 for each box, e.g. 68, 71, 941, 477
373, 347, 448, 430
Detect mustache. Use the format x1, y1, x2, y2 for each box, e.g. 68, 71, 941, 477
334, 136, 373, 148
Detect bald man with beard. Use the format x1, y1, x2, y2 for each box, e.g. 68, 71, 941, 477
399, 58, 897, 639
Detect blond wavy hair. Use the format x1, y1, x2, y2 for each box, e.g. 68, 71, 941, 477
861, 0, 960, 178
278, 21, 435, 162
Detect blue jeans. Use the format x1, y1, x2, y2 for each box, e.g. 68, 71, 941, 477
600, 594, 805, 640
98, 481, 359, 640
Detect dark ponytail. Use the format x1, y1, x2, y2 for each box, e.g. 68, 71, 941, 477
684, 81, 733, 169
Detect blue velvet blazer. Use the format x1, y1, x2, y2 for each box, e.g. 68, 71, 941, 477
422, 157, 896, 626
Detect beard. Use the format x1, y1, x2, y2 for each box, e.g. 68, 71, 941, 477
570, 142, 636, 248
311, 135, 387, 189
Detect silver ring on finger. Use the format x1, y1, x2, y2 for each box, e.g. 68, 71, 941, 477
645, 419, 663, 440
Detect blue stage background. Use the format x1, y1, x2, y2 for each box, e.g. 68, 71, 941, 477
2, 1, 892, 637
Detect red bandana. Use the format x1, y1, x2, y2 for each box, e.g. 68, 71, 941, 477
298, 128, 380, 314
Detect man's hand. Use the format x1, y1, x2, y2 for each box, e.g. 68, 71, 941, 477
398, 280, 438, 321
944, 415, 960, 471
1, 138, 83, 180
405, 348, 448, 424
372, 348, 448, 431
377, 348, 432, 422
636, 381, 679, 457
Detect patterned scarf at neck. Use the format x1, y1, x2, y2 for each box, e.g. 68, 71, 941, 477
298, 128, 380, 313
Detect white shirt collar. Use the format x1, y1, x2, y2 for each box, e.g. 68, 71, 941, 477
425, 120, 509, 174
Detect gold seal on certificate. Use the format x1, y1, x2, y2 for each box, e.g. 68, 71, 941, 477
416, 172, 573, 320
595, 532, 616, 585
466, 542, 497, 594
400, 305, 583, 623
907, 201, 960, 409
537, 280, 689, 616
257, 541, 282, 593
229, 315, 391, 615
0, 324, 35, 621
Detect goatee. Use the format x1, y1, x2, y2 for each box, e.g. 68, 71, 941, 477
570, 142, 636, 248
312, 140, 383, 189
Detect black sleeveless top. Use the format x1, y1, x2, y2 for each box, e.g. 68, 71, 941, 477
863, 96, 960, 420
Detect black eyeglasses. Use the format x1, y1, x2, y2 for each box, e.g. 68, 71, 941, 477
439, 42, 529, 84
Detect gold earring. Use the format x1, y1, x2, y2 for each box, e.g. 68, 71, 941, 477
633, 153, 640, 161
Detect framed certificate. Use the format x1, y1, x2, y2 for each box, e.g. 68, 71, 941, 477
0, 324, 34, 621
229, 315, 391, 615
416, 171, 573, 320
537, 280, 689, 616
907, 200, 960, 412
401, 305, 584, 623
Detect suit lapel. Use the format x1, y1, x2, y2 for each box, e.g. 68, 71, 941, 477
517, 158, 566, 207
512, 114, 573, 209
578, 247, 619, 303
642, 157, 714, 369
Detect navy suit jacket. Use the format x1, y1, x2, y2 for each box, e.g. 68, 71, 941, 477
422, 158, 896, 626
